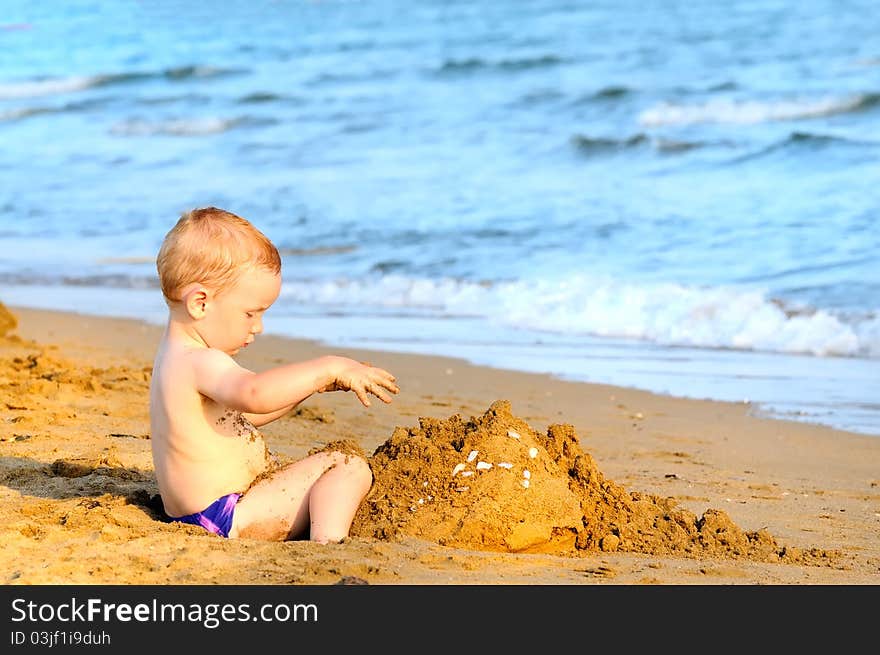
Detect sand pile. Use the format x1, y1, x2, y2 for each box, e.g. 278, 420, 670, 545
353, 400, 835, 565
0, 320, 162, 531
0, 301, 16, 337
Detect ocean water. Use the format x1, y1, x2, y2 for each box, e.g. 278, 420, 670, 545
1, 0, 878, 435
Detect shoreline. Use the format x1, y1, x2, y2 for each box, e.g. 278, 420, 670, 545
2, 305, 879, 584
1, 284, 878, 438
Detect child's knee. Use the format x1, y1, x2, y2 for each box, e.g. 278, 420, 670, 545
331, 451, 372, 487
349, 454, 373, 482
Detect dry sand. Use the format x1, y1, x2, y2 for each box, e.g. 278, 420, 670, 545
1, 303, 879, 585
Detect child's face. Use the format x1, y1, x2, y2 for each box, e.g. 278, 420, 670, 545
202, 266, 281, 355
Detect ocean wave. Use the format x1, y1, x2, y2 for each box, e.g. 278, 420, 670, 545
3, 269, 877, 358
736, 255, 880, 285
136, 93, 212, 106
276, 274, 880, 358
638, 93, 880, 126
570, 85, 632, 105
435, 54, 565, 75
0, 106, 53, 122
783, 130, 876, 146
572, 82, 744, 108
510, 88, 566, 107
0, 76, 96, 100
705, 81, 739, 93
0, 272, 158, 289
109, 115, 277, 136
0, 98, 108, 123
278, 245, 358, 257
308, 69, 399, 85
237, 91, 285, 104
0, 66, 246, 100
724, 130, 879, 164
592, 85, 631, 99
571, 133, 704, 154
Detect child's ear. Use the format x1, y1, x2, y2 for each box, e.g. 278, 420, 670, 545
182, 286, 209, 319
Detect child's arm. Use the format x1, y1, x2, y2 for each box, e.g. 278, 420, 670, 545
189, 349, 398, 414
241, 403, 298, 427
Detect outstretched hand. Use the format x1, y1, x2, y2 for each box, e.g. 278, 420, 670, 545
318, 358, 400, 407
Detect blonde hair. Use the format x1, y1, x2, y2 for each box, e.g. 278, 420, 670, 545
156, 207, 281, 302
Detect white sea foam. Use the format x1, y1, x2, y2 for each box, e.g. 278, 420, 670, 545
0, 76, 96, 99
638, 95, 870, 126
278, 274, 880, 358
0, 106, 47, 121
109, 117, 241, 136
0, 67, 234, 101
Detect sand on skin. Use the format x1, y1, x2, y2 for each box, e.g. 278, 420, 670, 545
1, 302, 879, 585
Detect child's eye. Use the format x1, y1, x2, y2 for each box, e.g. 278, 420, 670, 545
246, 312, 254, 318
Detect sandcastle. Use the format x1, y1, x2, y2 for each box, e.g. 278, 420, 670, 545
351, 400, 834, 565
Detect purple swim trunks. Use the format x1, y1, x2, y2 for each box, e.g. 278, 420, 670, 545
168, 493, 241, 538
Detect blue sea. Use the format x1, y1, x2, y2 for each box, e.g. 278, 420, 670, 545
1, 0, 878, 435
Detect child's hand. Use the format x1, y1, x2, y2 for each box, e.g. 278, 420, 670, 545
318, 358, 399, 407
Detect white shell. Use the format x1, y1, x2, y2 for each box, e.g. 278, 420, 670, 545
497, 462, 513, 469
476, 461, 492, 471
456, 486, 470, 492
521, 479, 530, 489
422, 481, 429, 488
460, 470, 474, 477
523, 469, 531, 479
528, 447, 538, 458
418, 498, 424, 504
452, 463, 466, 477
467, 450, 479, 462
507, 429, 520, 440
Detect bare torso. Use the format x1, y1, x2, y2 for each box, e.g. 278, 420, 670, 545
149, 336, 270, 517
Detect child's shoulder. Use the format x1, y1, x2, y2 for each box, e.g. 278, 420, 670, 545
171, 342, 231, 364
183, 345, 243, 380
158, 337, 228, 369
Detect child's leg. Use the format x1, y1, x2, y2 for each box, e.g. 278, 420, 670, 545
229, 450, 372, 543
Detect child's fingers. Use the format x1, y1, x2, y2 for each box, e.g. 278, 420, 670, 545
346, 366, 399, 405
374, 369, 398, 388
372, 375, 399, 396
352, 384, 371, 407
366, 364, 396, 382
369, 385, 394, 404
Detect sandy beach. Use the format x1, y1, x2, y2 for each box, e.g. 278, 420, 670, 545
1, 303, 878, 585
